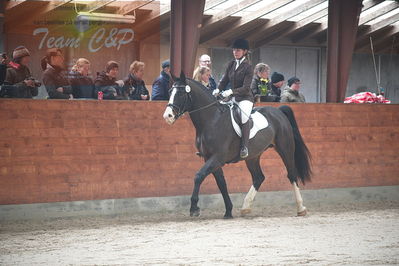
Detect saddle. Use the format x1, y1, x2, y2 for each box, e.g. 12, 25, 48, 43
231, 103, 254, 128
222, 101, 269, 139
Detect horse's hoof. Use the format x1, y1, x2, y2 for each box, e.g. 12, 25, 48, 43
190, 208, 200, 217
240, 208, 251, 216
297, 209, 307, 216
223, 213, 233, 219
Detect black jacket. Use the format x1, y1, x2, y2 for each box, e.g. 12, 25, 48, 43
270, 84, 282, 102
94, 71, 123, 100
122, 74, 150, 100
218, 58, 253, 102
151, 71, 172, 101
69, 70, 95, 99
0, 63, 6, 85
4, 62, 38, 98
42, 64, 72, 99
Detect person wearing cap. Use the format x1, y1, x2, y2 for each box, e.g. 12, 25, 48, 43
281, 76, 306, 103
151, 60, 173, 101
270, 72, 285, 102
41, 48, 73, 99
214, 38, 253, 159
193, 54, 217, 90
3, 46, 39, 98
94, 61, 125, 100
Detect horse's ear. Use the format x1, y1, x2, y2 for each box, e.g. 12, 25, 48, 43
180, 71, 186, 82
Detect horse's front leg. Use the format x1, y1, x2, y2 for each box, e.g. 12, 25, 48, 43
190, 157, 222, 217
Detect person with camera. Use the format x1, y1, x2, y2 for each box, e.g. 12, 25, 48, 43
41, 48, 73, 99
3, 46, 39, 98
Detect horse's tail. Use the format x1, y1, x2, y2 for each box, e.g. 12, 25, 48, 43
278, 105, 312, 184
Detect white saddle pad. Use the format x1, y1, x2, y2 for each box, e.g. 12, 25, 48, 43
229, 105, 268, 139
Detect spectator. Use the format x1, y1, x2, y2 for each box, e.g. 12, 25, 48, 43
270, 72, 285, 102
193, 66, 212, 90
193, 54, 217, 90
0, 53, 8, 85
94, 61, 124, 100
69, 58, 95, 99
122, 60, 149, 100
41, 48, 73, 99
151, 60, 173, 101
3, 46, 39, 98
250, 63, 271, 102
281, 76, 306, 103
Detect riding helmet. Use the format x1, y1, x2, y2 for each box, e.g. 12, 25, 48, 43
232, 39, 249, 50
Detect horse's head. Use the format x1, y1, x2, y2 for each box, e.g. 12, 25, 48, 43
163, 71, 192, 125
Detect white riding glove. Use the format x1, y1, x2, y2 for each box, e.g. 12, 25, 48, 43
221, 89, 233, 98
212, 89, 220, 96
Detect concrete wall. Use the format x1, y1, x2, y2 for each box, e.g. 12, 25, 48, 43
0, 99, 398, 205
209, 46, 399, 103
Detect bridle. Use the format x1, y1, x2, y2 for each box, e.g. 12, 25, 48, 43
167, 84, 218, 120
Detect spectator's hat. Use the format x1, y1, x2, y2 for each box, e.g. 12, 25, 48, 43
12, 46, 30, 60
232, 39, 249, 50
161, 60, 170, 69
106, 61, 119, 72
288, 77, 300, 87
271, 72, 285, 84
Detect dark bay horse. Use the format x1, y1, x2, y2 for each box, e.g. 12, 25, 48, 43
163, 72, 312, 218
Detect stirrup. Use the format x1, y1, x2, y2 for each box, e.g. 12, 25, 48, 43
240, 146, 248, 158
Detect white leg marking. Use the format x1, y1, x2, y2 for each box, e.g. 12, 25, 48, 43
293, 182, 306, 214
242, 185, 257, 211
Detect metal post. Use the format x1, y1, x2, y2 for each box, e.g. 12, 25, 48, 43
170, 0, 205, 78
326, 0, 362, 102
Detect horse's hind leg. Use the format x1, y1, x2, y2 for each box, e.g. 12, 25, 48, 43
241, 156, 265, 215
212, 168, 233, 218
274, 136, 307, 216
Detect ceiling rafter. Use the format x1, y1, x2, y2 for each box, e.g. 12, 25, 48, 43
200, 0, 293, 44
253, 6, 329, 48
291, 0, 386, 43
355, 22, 399, 51
202, 0, 261, 28
243, 0, 326, 44
116, 0, 154, 15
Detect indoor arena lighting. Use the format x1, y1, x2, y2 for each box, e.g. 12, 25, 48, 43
77, 11, 136, 24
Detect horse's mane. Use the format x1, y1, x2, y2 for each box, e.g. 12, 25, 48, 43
186, 78, 217, 102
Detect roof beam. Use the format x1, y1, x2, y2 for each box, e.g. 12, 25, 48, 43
292, 0, 385, 43
82, 0, 116, 13
245, 0, 325, 43
356, 21, 399, 52
200, 0, 293, 44
358, 10, 399, 38
202, 0, 261, 28
116, 1, 154, 15
4, 0, 73, 33
204, 0, 229, 10
358, 1, 399, 25
253, 7, 328, 47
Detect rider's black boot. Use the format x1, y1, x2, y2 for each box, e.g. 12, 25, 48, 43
240, 121, 250, 158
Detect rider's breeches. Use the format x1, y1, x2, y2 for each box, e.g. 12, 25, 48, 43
232, 97, 253, 124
